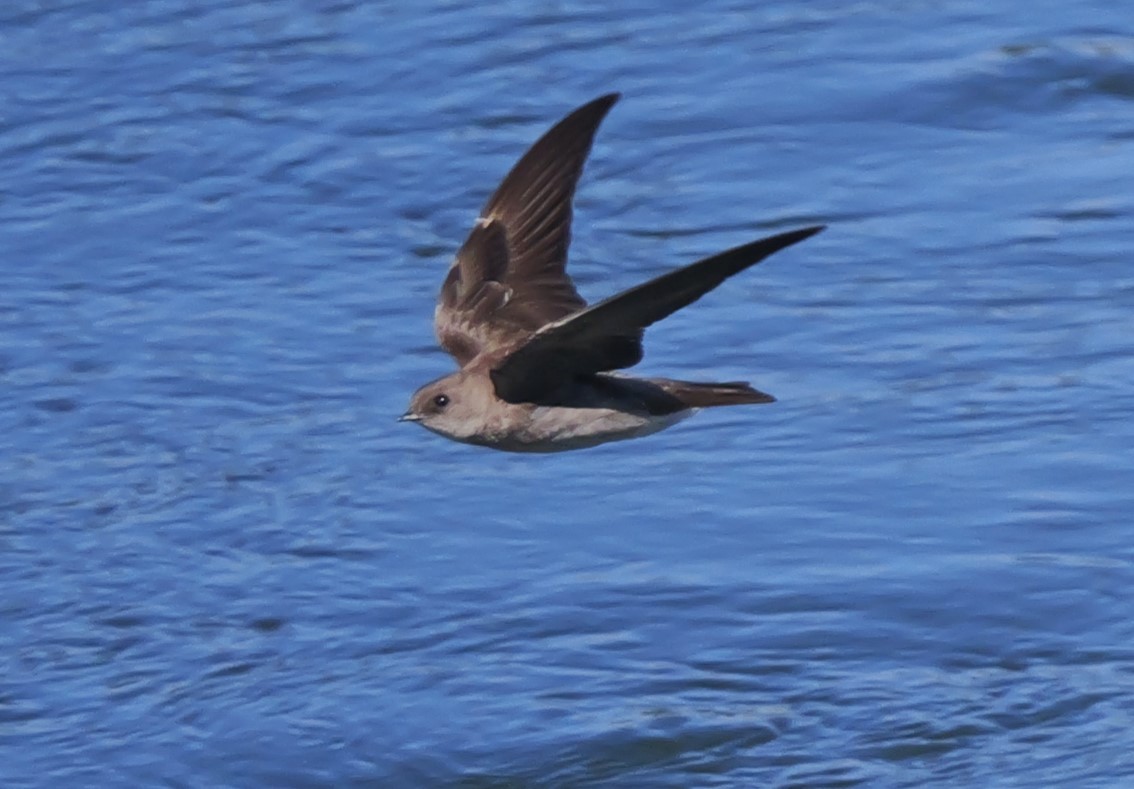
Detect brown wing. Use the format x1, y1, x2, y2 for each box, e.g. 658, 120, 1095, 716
435, 93, 620, 366
490, 226, 826, 403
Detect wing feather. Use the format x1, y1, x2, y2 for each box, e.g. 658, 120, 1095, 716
434, 94, 620, 366
490, 226, 826, 402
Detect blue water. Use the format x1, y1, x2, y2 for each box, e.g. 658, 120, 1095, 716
3, 1, 1133, 786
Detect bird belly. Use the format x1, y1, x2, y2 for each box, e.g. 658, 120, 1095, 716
490, 406, 692, 453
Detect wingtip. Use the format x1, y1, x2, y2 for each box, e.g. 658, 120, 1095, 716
773, 224, 826, 248
578, 92, 621, 118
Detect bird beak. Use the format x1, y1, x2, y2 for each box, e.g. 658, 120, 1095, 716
398, 412, 422, 423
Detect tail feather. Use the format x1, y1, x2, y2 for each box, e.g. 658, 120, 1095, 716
653, 379, 775, 409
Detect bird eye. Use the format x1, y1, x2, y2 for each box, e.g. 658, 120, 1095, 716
432, 394, 450, 409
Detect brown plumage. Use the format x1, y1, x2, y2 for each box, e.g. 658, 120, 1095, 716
654, 380, 775, 410
403, 93, 825, 452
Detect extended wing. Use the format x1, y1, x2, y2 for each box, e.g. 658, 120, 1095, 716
434, 93, 620, 366
489, 226, 826, 403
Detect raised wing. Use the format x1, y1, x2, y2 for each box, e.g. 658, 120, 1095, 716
490, 226, 826, 403
434, 93, 620, 366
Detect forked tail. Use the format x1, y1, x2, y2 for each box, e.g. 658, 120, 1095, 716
653, 379, 775, 408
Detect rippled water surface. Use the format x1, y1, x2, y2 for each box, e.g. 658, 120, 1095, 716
3, 1, 1133, 786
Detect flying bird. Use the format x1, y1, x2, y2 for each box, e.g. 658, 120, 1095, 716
401, 93, 824, 451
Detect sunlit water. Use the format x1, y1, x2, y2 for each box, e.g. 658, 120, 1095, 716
3, 1, 1133, 786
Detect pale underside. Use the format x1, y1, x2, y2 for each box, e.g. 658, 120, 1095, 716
422, 400, 694, 453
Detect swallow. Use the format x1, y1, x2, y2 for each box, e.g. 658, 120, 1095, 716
401, 93, 823, 452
